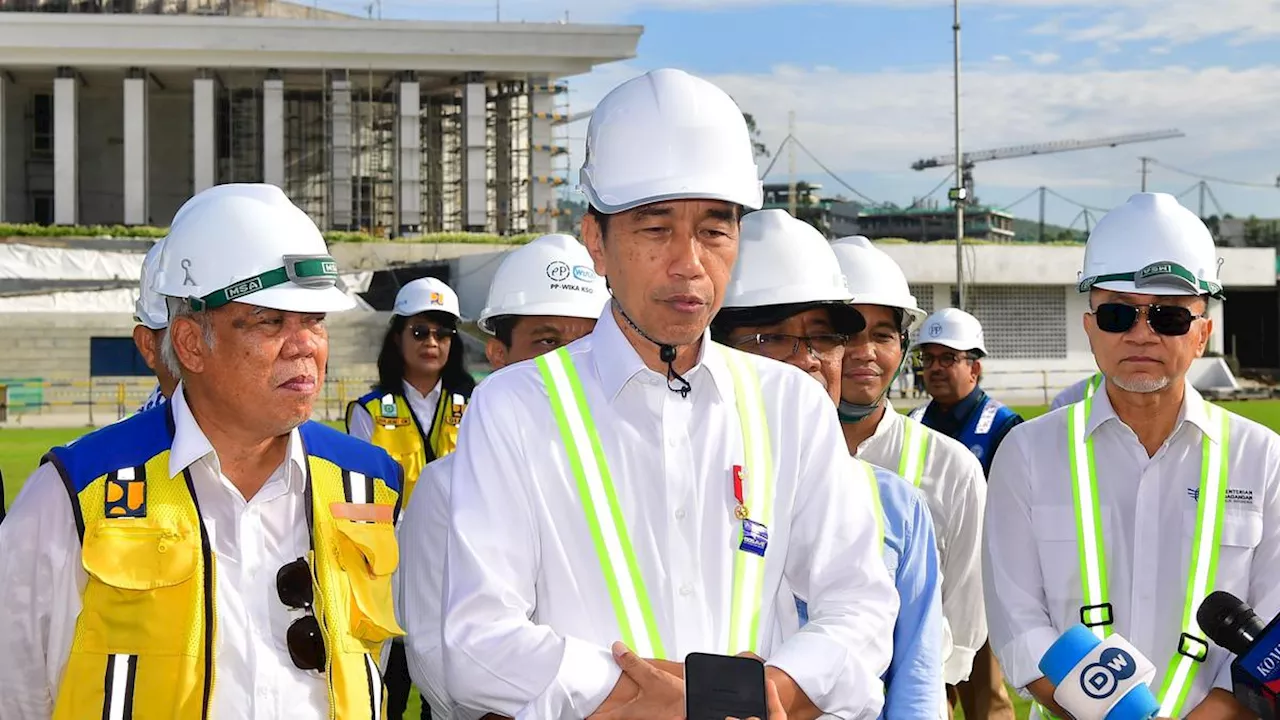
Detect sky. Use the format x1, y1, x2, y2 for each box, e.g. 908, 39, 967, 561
317, 0, 1280, 228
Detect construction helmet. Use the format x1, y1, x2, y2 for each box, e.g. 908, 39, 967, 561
910, 307, 988, 357
154, 184, 353, 313
1078, 192, 1224, 299
394, 277, 461, 319
831, 235, 927, 332
715, 209, 864, 335
579, 68, 763, 214
477, 234, 608, 334
134, 239, 168, 330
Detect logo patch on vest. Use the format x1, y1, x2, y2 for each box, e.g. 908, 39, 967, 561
105, 467, 146, 518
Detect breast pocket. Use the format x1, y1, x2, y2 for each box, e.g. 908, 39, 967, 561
1182, 509, 1262, 591
1032, 505, 1114, 607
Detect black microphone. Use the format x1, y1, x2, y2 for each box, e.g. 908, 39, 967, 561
1197, 591, 1280, 720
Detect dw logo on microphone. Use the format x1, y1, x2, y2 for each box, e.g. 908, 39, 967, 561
1080, 648, 1138, 700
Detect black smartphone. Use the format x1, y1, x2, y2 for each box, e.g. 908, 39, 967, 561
684, 652, 768, 720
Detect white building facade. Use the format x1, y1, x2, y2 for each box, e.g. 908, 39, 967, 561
0, 8, 640, 234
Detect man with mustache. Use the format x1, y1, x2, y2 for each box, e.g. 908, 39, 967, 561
439, 68, 897, 720
829, 236, 988, 719
712, 210, 945, 719
0, 183, 406, 719
984, 192, 1280, 719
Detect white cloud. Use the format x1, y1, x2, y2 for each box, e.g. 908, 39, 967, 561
1023, 51, 1061, 65
558, 61, 1280, 220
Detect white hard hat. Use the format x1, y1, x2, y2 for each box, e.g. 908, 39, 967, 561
1078, 192, 1224, 299
153, 183, 354, 313
477, 233, 608, 334
910, 307, 988, 356
134, 239, 168, 330
579, 68, 763, 214
393, 277, 461, 319
831, 235, 927, 332
717, 209, 864, 333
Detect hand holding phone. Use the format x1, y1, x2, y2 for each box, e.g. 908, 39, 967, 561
684, 652, 769, 720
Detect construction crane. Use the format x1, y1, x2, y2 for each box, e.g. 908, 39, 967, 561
911, 129, 1186, 204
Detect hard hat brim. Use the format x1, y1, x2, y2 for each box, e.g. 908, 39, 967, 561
394, 302, 461, 319
234, 284, 357, 314
1086, 279, 1203, 298
713, 301, 866, 337
908, 337, 988, 356
581, 176, 764, 215
476, 299, 608, 334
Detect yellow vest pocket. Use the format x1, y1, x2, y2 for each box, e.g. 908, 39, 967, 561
333, 519, 405, 645
78, 520, 201, 656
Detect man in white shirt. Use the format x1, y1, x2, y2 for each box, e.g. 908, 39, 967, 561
440, 68, 898, 720
398, 233, 609, 720
0, 184, 406, 720
828, 236, 989, 708
984, 192, 1280, 719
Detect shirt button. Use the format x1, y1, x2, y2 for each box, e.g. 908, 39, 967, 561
679, 584, 694, 597
667, 436, 679, 448
675, 508, 687, 520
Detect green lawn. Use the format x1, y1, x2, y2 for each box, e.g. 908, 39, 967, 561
5, 402, 1280, 720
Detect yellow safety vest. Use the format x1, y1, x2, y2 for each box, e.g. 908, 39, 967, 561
347, 387, 468, 504
44, 405, 405, 720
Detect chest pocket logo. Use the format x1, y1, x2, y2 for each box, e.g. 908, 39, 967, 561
105, 467, 147, 519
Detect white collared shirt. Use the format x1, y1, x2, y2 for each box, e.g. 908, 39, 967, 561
348, 379, 443, 443
436, 307, 898, 720
0, 385, 328, 720
855, 400, 989, 685
984, 382, 1280, 717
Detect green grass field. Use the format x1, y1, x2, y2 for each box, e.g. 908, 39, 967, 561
4, 401, 1279, 720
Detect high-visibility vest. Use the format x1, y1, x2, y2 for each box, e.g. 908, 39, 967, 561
896, 415, 930, 488
910, 394, 1019, 475
1058, 393, 1230, 719
535, 345, 775, 658
45, 404, 406, 720
347, 387, 468, 505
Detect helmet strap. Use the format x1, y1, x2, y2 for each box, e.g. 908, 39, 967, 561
612, 298, 692, 399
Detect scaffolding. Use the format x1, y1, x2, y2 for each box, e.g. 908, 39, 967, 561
527, 80, 570, 234
436, 91, 463, 232
220, 74, 262, 185
283, 80, 329, 228
347, 69, 396, 236
489, 80, 528, 235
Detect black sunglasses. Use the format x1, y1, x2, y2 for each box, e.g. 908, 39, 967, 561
1093, 303, 1203, 337
410, 325, 457, 342
277, 557, 326, 671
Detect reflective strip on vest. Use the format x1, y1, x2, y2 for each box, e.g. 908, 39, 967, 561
1085, 373, 1102, 400
1066, 395, 1230, 718
535, 345, 774, 658
860, 459, 885, 546
897, 416, 929, 488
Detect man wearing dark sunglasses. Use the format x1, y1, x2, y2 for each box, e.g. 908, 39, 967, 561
0, 184, 407, 719
984, 192, 1280, 720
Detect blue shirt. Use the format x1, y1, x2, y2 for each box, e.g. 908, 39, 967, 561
798, 463, 944, 719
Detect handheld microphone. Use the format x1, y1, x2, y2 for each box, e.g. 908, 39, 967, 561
1039, 624, 1160, 720
1197, 590, 1280, 720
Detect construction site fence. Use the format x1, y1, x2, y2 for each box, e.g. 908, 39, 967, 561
0, 369, 1097, 425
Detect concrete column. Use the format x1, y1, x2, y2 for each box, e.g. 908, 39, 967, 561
460, 72, 487, 232
397, 73, 421, 235
262, 71, 284, 188
0, 73, 7, 222
493, 85, 512, 234
528, 76, 557, 233
123, 68, 149, 225
330, 71, 353, 230
54, 68, 78, 225
192, 71, 216, 194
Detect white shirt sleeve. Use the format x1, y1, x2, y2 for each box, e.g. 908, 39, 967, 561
401, 458, 464, 720
347, 403, 374, 443
938, 447, 989, 685
0, 462, 87, 719
441, 386, 620, 719
982, 426, 1059, 690
769, 406, 899, 719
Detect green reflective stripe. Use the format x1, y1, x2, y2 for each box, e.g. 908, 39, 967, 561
897, 417, 929, 488
722, 348, 775, 655
188, 255, 340, 310
1078, 262, 1224, 299
1068, 394, 1111, 639
535, 348, 666, 658
1084, 373, 1102, 399
860, 459, 885, 545
1155, 403, 1230, 719
1067, 396, 1231, 716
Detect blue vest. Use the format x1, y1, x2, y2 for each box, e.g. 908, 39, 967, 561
954, 395, 1018, 475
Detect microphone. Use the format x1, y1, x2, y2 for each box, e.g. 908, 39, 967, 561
1197, 591, 1280, 720
1038, 624, 1160, 720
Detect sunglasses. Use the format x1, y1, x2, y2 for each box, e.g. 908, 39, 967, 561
1092, 303, 1203, 337
277, 557, 325, 671
410, 325, 456, 342
914, 351, 976, 369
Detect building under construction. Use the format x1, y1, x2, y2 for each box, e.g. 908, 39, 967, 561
0, 0, 641, 235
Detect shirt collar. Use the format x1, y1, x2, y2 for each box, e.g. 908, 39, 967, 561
401, 378, 442, 403
1084, 378, 1221, 444
590, 302, 731, 403
167, 383, 307, 488
857, 399, 901, 454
